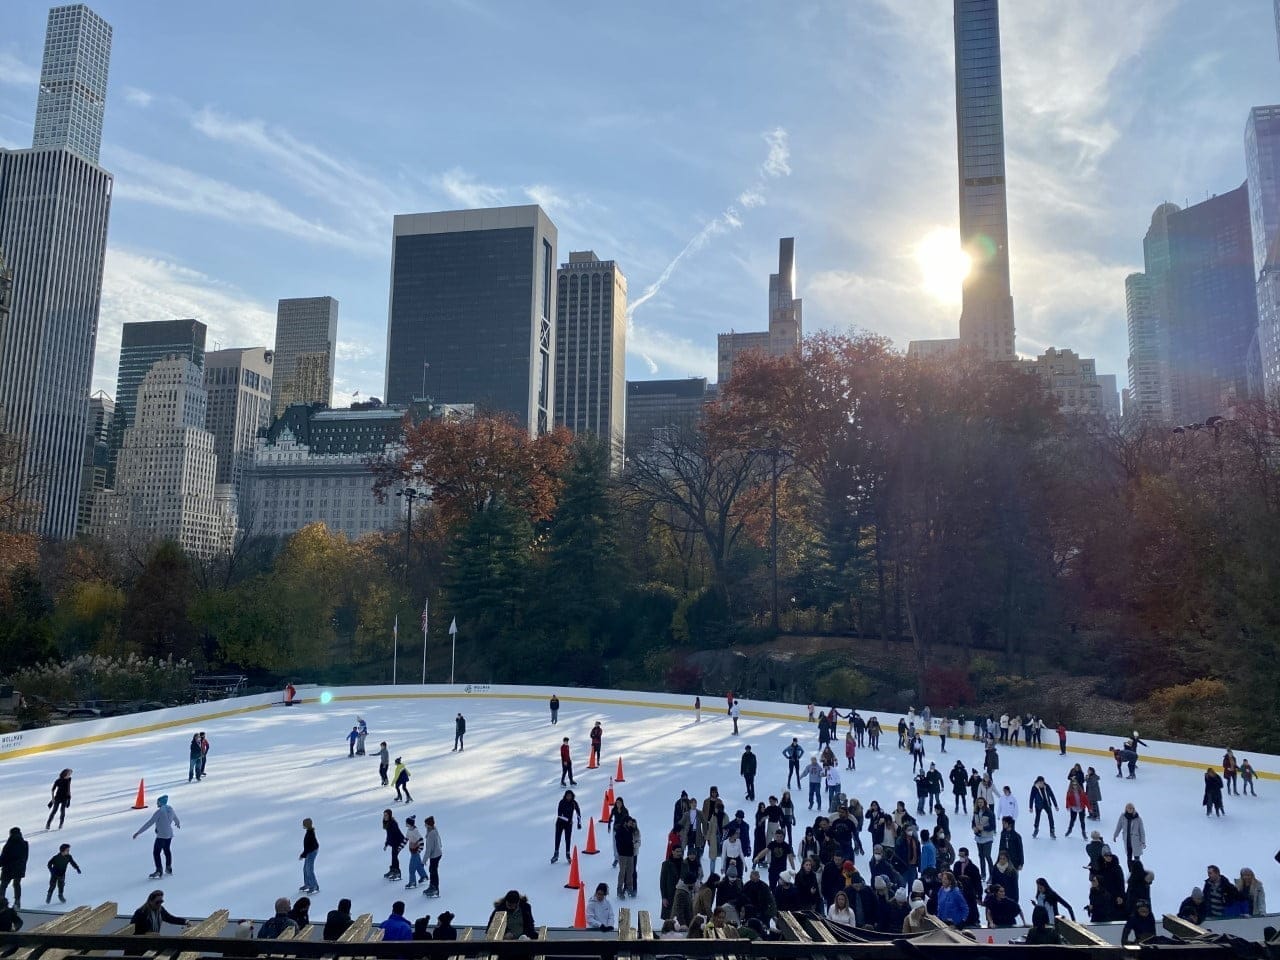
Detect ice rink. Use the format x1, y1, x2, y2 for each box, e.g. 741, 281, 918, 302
0, 686, 1275, 928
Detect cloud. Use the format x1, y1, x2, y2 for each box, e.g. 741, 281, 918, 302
627, 324, 717, 378
108, 147, 376, 255
123, 87, 154, 108
336, 340, 374, 362
94, 248, 276, 394
433, 167, 507, 209
761, 127, 792, 177
0, 52, 38, 88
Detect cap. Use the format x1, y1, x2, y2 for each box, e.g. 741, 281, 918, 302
780, 870, 795, 884
1099, 845, 1112, 856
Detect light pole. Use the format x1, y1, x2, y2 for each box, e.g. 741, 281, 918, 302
395, 486, 426, 580
749, 442, 791, 633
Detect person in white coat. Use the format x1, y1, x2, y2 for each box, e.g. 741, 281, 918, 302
1112, 804, 1146, 871
585, 883, 615, 931
996, 786, 1018, 825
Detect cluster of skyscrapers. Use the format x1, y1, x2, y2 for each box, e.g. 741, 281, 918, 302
9, 1, 1278, 557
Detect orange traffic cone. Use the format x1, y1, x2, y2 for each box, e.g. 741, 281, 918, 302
587, 750, 598, 770
132, 779, 147, 809
614, 757, 626, 782
605, 782, 615, 807
600, 793, 612, 823
564, 845, 581, 889
987, 935, 994, 944
572, 883, 587, 929
583, 817, 600, 854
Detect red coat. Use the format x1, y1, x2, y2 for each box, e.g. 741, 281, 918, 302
560, 743, 571, 764
845, 738, 856, 758
1065, 785, 1088, 811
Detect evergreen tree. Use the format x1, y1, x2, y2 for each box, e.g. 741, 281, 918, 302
118, 541, 199, 662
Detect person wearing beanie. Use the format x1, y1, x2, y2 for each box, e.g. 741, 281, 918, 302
878, 887, 910, 933
1177, 887, 1206, 925
1121, 899, 1156, 945
323, 899, 353, 941
903, 897, 930, 933
433, 911, 458, 940
132, 796, 181, 880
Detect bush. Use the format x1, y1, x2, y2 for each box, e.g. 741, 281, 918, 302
1137, 678, 1231, 743
922, 664, 975, 709
663, 657, 704, 695
11, 654, 194, 705
815, 667, 871, 707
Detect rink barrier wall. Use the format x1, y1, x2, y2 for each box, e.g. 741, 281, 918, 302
1, 683, 1276, 779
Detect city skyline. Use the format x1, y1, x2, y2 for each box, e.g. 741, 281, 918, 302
0, 2, 1276, 406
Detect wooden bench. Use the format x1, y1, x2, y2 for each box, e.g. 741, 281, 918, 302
636, 910, 654, 940
617, 908, 633, 941
1056, 916, 1109, 946
334, 913, 374, 945
172, 909, 231, 960
12, 903, 117, 960
1162, 914, 1210, 939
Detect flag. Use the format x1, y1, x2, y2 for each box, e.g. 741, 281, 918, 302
421, 598, 429, 633
393, 614, 398, 642
448, 617, 458, 635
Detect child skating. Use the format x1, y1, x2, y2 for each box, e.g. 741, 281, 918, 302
45, 843, 81, 904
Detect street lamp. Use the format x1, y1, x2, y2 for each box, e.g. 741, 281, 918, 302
748, 441, 792, 633
395, 486, 427, 577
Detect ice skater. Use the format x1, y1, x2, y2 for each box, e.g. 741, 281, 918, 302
422, 815, 442, 897
378, 741, 390, 786
549, 694, 559, 725
197, 733, 209, 777
299, 818, 319, 893
393, 758, 413, 803
381, 810, 405, 881
132, 795, 181, 879
347, 726, 359, 758
45, 843, 80, 904
589, 721, 603, 766
45, 769, 72, 830
552, 790, 582, 863
453, 714, 465, 752
356, 718, 368, 756
187, 735, 202, 781
0, 828, 28, 909
559, 737, 576, 786
694, 696, 701, 723
404, 815, 426, 889
729, 700, 741, 735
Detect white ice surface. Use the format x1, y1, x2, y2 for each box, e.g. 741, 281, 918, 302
0, 687, 1275, 929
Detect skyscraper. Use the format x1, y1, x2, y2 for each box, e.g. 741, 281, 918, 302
32, 5, 112, 165
1165, 185, 1257, 423
204, 347, 273, 499
385, 205, 558, 436
1246, 106, 1280, 280
717, 237, 805, 382
107, 319, 206, 485
954, 0, 1015, 360
76, 389, 112, 534
554, 251, 627, 471
90, 357, 226, 558
624, 377, 709, 461
0, 4, 112, 539
271, 296, 338, 420
1124, 203, 1179, 423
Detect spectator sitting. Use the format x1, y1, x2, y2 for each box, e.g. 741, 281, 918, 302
1122, 900, 1156, 945
131, 890, 187, 935
1024, 906, 1061, 944
490, 890, 537, 940
322, 899, 353, 941
585, 883, 615, 932
434, 911, 458, 941
413, 916, 433, 940
1177, 887, 1205, 925
287, 896, 311, 929
982, 884, 1024, 928
0, 896, 21, 932
378, 901, 413, 942
259, 898, 300, 939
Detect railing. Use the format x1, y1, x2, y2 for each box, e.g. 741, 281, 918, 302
0, 905, 1266, 959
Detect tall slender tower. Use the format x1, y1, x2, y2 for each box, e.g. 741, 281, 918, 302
32, 5, 112, 164
271, 296, 338, 420
554, 252, 627, 472
954, 0, 1015, 360
0, 3, 113, 538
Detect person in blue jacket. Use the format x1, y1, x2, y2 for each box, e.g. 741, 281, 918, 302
378, 901, 413, 941
347, 726, 359, 758
935, 870, 969, 926
783, 739, 805, 790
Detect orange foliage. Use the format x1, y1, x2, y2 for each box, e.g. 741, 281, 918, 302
373, 414, 572, 530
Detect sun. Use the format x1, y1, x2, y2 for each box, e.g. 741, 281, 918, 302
914, 228, 971, 305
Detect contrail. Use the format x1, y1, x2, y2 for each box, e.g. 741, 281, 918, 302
628, 127, 791, 321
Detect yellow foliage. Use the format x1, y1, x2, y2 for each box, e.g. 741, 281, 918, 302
1146, 678, 1228, 712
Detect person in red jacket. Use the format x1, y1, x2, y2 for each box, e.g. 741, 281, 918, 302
559, 738, 576, 786
1056, 723, 1068, 756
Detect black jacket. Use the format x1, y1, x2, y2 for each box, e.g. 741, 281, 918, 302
131, 904, 185, 934
740, 750, 757, 777
0, 836, 28, 879
323, 910, 353, 941
998, 829, 1024, 870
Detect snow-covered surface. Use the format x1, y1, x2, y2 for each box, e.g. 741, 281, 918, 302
0, 684, 1275, 931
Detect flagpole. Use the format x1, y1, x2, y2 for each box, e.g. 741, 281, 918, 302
421, 598, 429, 685
448, 617, 458, 685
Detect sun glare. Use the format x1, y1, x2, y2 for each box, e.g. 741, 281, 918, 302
914, 228, 971, 304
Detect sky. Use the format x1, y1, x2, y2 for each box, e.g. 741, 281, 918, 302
1, 1, 1277, 406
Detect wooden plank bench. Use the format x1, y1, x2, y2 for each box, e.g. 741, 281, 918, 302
617, 908, 633, 941
335, 914, 374, 944
27, 903, 119, 960
1162, 914, 1210, 939
1056, 916, 1109, 946
171, 909, 231, 960
636, 910, 653, 940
